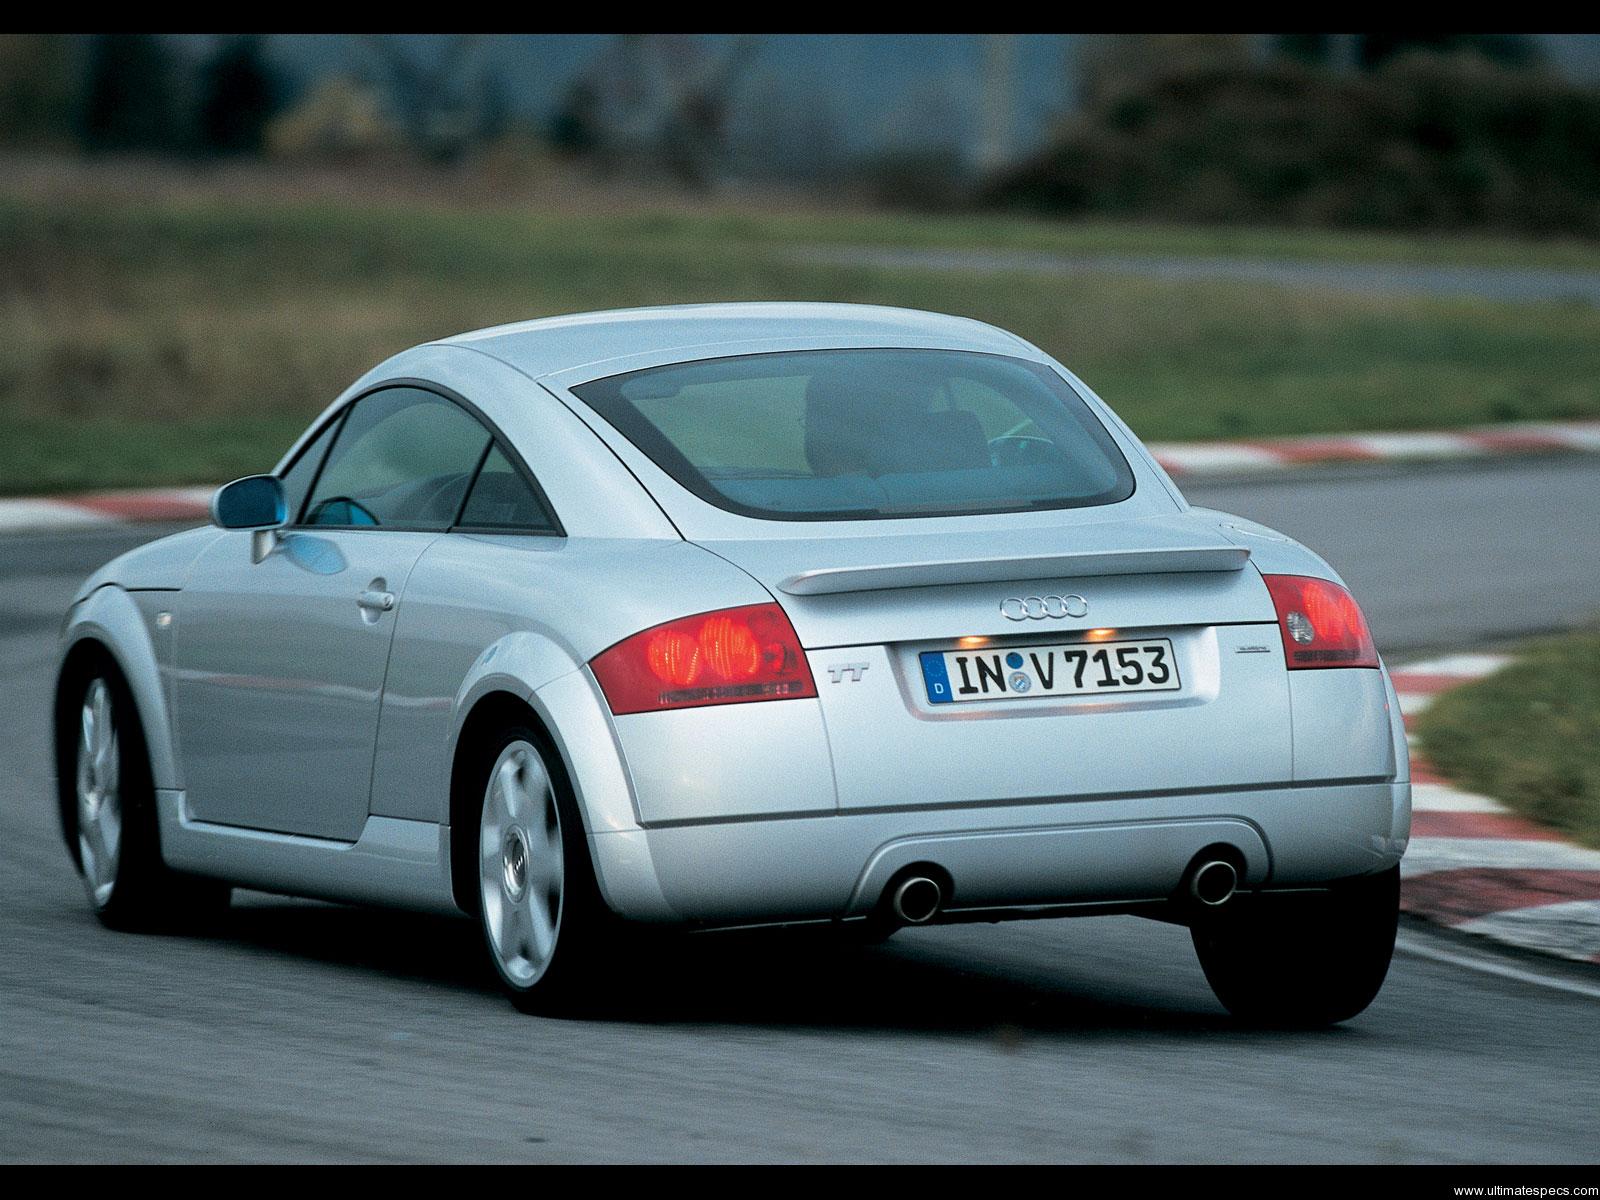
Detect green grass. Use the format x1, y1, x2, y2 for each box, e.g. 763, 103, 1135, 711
4, 177, 1600, 494
671, 209, 1600, 273
1415, 632, 1600, 850
0, 414, 313, 495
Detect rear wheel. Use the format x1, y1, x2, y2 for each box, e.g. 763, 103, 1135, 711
1190, 866, 1399, 1026
68, 668, 230, 931
835, 916, 897, 945
473, 723, 610, 1013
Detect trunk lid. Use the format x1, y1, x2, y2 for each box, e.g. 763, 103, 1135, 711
696, 512, 1291, 812
696, 512, 1272, 647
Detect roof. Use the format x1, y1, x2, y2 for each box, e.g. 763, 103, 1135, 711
430, 302, 1042, 380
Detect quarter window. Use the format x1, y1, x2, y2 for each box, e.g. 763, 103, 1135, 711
458, 445, 557, 532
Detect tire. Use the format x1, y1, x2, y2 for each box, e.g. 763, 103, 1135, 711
1190, 866, 1399, 1027
471, 721, 612, 1013
65, 665, 231, 932
835, 916, 898, 946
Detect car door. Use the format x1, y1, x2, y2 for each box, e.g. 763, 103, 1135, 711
367, 443, 567, 825
173, 386, 497, 842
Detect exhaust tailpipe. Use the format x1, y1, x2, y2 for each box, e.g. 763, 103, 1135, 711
1188, 859, 1238, 907
891, 876, 942, 925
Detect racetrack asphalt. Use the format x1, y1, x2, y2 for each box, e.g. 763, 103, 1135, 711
2, 459, 1599, 1163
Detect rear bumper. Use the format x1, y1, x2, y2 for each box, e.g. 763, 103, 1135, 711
588, 779, 1412, 925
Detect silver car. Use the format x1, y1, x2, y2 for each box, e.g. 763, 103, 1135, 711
54, 303, 1410, 1024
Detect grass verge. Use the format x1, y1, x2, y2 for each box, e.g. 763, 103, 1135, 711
4, 164, 1600, 494
1415, 631, 1600, 850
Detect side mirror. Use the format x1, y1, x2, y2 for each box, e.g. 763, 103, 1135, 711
210, 475, 287, 563
210, 474, 287, 530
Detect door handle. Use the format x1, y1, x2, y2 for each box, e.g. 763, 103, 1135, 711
357, 589, 396, 613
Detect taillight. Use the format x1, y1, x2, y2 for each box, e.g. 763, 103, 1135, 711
1262, 574, 1379, 670
590, 603, 818, 715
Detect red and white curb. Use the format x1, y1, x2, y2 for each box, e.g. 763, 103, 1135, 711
0, 487, 214, 533
1151, 418, 1600, 478
1395, 655, 1600, 965
2, 419, 1598, 534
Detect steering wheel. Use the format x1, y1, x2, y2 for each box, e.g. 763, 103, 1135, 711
988, 435, 1067, 468
306, 495, 380, 527
409, 471, 473, 525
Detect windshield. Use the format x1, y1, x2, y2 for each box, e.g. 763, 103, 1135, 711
569, 348, 1136, 521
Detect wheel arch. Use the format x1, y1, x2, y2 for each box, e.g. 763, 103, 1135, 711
435, 619, 669, 919
55, 588, 177, 866
447, 689, 584, 916
53, 632, 148, 871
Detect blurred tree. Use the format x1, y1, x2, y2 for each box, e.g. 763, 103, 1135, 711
1357, 34, 1539, 70
1274, 33, 1332, 65
548, 34, 761, 190
476, 67, 511, 145
989, 53, 1600, 236
78, 33, 187, 154
548, 77, 601, 155
0, 34, 78, 148
197, 35, 280, 155
263, 76, 399, 160
729, 75, 844, 183
354, 34, 486, 162
1078, 33, 1254, 107
1270, 33, 1541, 72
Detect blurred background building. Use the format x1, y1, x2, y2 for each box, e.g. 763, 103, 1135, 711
4, 33, 1600, 231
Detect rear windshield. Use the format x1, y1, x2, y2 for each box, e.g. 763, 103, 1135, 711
569, 348, 1136, 521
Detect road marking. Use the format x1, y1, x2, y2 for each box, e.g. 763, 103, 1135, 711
1457, 900, 1600, 963
1410, 783, 1507, 813
1397, 691, 1435, 717
1352, 432, 1486, 459
0, 489, 210, 533
1410, 810, 1564, 841
1395, 931, 1600, 1000
0, 501, 114, 532
1393, 653, 1511, 679
1153, 444, 1289, 474
1403, 838, 1600, 874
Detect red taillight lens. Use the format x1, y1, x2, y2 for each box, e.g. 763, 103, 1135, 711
590, 603, 818, 714
1262, 574, 1379, 670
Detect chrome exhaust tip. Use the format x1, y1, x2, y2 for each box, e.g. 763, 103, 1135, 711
1188, 860, 1239, 907
891, 876, 943, 925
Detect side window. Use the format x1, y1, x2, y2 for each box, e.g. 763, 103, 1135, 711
457, 445, 557, 532
303, 388, 491, 530
277, 416, 342, 523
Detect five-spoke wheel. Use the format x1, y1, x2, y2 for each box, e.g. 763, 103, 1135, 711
62, 661, 230, 930
479, 740, 565, 989
75, 679, 124, 911
470, 721, 613, 1012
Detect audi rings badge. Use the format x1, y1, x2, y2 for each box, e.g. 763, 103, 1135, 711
999, 594, 1089, 621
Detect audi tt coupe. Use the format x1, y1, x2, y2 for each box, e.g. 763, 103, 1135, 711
55, 303, 1409, 1022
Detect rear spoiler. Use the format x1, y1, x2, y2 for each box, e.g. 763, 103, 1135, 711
777, 545, 1250, 596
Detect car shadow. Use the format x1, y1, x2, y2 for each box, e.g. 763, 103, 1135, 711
199, 895, 1290, 1038
215, 896, 487, 990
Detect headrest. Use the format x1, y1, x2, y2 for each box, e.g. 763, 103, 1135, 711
803, 371, 989, 477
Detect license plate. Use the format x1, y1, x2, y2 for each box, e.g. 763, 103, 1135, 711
920, 638, 1180, 704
